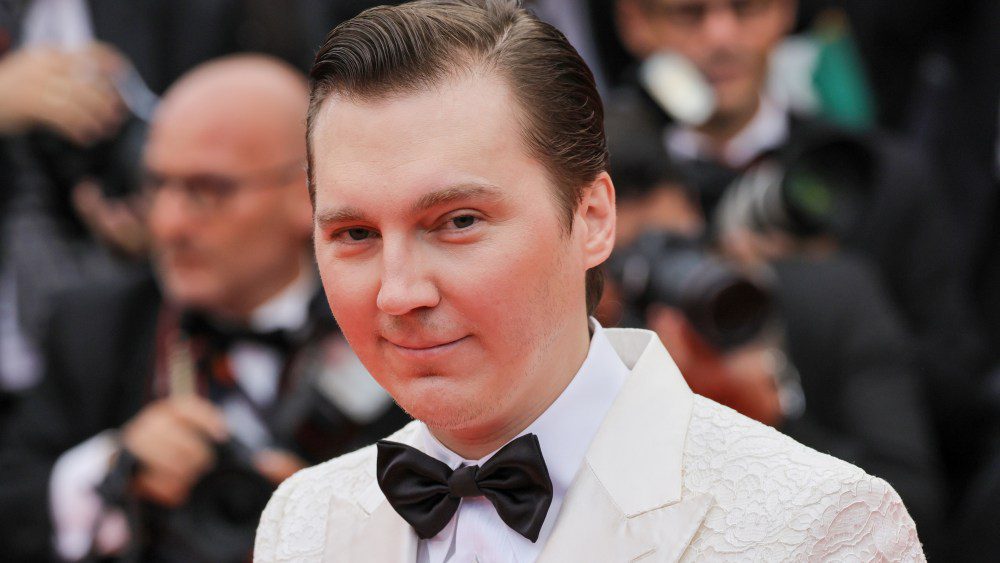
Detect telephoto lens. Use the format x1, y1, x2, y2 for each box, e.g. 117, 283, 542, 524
609, 231, 774, 351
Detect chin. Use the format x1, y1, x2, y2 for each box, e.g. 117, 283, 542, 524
394, 376, 500, 432
165, 283, 223, 312
718, 87, 759, 119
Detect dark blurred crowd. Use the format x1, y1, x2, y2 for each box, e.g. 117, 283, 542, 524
0, 0, 997, 561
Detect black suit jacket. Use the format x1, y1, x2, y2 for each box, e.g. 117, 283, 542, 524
0, 276, 157, 561
0, 274, 409, 561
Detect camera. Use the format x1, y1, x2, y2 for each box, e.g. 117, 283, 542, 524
99, 438, 274, 562
94, 333, 397, 562
608, 231, 773, 352
29, 116, 148, 201
163, 440, 276, 562
715, 132, 876, 241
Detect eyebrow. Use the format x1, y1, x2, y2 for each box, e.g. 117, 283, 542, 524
315, 206, 372, 229
410, 183, 506, 214
315, 183, 506, 229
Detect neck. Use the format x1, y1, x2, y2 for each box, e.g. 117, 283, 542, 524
206, 255, 308, 324
695, 97, 761, 152
429, 315, 592, 460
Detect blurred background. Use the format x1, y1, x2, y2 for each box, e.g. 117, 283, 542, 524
0, 0, 997, 561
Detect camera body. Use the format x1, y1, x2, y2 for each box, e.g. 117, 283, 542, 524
715, 131, 876, 242
608, 230, 773, 352
28, 115, 148, 203
98, 438, 273, 563
162, 439, 276, 562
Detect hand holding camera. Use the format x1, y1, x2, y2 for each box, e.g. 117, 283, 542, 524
0, 42, 126, 146
120, 395, 228, 507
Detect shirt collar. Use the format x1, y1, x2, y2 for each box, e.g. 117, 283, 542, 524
666, 95, 789, 168
22, 0, 94, 49
247, 268, 320, 333
416, 319, 630, 498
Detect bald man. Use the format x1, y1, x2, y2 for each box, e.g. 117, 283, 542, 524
0, 55, 408, 563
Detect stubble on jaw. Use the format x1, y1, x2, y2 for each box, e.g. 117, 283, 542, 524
399, 247, 578, 445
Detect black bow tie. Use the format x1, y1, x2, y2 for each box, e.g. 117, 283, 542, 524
376, 433, 553, 542
180, 312, 292, 353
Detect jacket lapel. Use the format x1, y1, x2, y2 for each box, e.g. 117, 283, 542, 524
540, 329, 714, 562
338, 498, 419, 562
335, 425, 420, 562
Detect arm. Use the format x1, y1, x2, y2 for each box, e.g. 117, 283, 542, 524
0, 356, 111, 559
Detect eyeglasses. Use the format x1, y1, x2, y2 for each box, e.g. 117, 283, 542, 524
645, 0, 776, 28
141, 159, 304, 213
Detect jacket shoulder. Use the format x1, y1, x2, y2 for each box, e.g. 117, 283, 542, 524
254, 421, 419, 562
681, 396, 924, 561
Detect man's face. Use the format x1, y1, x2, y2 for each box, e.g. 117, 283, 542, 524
144, 113, 309, 317
625, 0, 794, 123
310, 74, 593, 431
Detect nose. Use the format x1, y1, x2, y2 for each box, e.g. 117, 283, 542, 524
376, 238, 441, 316
148, 184, 196, 243
701, 4, 741, 46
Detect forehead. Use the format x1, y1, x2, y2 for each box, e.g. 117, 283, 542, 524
309, 72, 549, 216
145, 103, 285, 175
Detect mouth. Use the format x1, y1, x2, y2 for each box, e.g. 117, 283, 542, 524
701, 54, 750, 86
160, 249, 205, 268
384, 335, 470, 359
704, 66, 745, 85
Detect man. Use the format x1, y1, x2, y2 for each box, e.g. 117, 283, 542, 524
615, 0, 989, 534
0, 0, 329, 417
0, 55, 407, 562
613, 0, 983, 370
0, 0, 336, 378
256, 1, 923, 561
604, 108, 945, 545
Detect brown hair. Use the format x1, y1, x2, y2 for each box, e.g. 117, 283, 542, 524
307, 0, 608, 315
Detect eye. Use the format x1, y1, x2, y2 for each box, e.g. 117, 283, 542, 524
449, 215, 478, 229
331, 227, 377, 243
346, 228, 373, 241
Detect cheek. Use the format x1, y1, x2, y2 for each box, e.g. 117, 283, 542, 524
219, 217, 290, 271
443, 227, 577, 334
318, 255, 379, 337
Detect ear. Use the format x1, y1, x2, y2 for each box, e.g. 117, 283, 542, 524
286, 169, 314, 238
578, 171, 617, 270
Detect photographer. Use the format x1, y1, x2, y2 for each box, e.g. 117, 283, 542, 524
0, 56, 408, 562
605, 114, 945, 555
600, 108, 785, 425
612, 0, 987, 519
0, 0, 341, 415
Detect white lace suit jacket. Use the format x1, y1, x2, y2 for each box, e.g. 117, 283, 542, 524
255, 328, 925, 562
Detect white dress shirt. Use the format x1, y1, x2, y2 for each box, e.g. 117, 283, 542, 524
413, 320, 629, 563
666, 95, 790, 169
49, 271, 319, 560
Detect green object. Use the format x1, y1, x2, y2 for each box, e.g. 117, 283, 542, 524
811, 17, 876, 130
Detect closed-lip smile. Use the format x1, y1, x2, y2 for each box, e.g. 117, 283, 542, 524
384, 335, 469, 357
387, 336, 466, 350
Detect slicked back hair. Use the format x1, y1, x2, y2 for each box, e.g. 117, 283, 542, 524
307, 0, 608, 315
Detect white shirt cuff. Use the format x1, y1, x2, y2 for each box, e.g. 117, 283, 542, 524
49, 430, 123, 560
